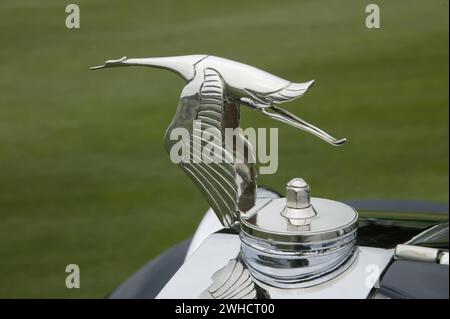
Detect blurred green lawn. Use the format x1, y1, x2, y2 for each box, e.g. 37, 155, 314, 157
0, 0, 448, 298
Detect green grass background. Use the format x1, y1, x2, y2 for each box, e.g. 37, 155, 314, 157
0, 0, 448, 298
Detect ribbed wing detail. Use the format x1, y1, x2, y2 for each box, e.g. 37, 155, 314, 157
180, 68, 240, 226
200, 259, 258, 299
268, 80, 315, 104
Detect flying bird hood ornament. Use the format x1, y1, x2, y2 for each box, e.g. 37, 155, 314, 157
91, 56, 445, 299
91, 55, 346, 227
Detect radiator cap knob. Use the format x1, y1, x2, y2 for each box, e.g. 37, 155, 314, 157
282, 178, 317, 226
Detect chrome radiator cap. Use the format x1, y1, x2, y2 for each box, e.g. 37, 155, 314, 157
240, 178, 358, 288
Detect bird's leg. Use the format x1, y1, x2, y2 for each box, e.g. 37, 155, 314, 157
259, 106, 347, 146
239, 97, 267, 110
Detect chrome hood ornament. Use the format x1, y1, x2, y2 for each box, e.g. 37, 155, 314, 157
91, 55, 346, 227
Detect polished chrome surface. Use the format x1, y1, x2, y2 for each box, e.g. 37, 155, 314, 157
282, 178, 317, 226
240, 236, 358, 288
239, 189, 358, 288
439, 252, 449, 265
394, 244, 439, 263
156, 232, 393, 299
90, 55, 207, 81
91, 55, 346, 227
240, 197, 358, 244
200, 259, 261, 299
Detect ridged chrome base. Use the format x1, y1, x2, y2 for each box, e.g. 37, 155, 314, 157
240, 230, 358, 288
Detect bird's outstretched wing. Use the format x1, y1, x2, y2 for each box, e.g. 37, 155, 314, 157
179, 68, 256, 227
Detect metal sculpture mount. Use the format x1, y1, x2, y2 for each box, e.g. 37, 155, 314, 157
91, 55, 346, 227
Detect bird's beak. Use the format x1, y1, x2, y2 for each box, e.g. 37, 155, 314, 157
90, 56, 128, 70
260, 105, 347, 146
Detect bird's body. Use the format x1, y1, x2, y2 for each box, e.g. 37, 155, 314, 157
91, 55, 346, 226
195, 56, 295, 100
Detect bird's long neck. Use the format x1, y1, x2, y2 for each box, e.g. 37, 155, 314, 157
103, 55, 208, 82
124, 57, 189, 80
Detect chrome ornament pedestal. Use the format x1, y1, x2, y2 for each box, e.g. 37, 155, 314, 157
240, 178, 358, 288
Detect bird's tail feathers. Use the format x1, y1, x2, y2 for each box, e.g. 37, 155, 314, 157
269, 80, 315, 104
